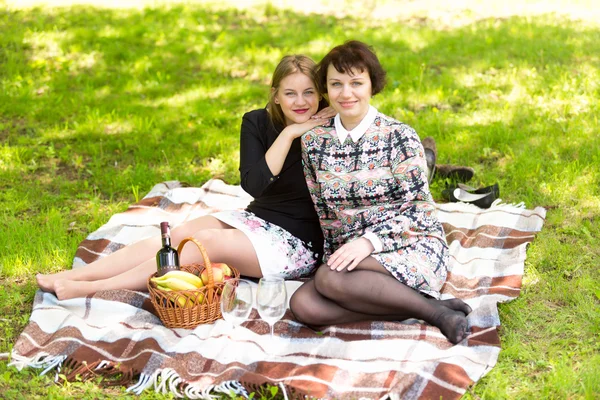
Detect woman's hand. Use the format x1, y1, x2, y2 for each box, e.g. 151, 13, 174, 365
327, 238, 374, 272
311, 106, 336, 120
283, 115, 329, 140
283, 106, 336, 140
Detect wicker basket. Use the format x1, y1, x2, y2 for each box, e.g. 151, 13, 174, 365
147, 237, 240, 329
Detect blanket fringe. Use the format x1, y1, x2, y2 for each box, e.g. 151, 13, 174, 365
8, 352, 140, 388
278, 382, 289, 400
242, 380, 307, 400
126, 367, 249, 399
127, 370, 159, 395
59, 357, 137, 386
8, 351, 67, 379
190, 379, 249, 399
9, 352, 249, 399
210, 380, 250, 399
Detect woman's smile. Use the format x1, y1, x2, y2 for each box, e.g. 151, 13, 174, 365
338, 101, 358, 109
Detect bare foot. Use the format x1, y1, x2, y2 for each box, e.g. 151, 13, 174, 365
37, 269, 92, 293
441, 298, 472, 316
54, 279, 98, 300
434, 308, 469, 344
37, 270, 82, 293
36, 273, 59, 293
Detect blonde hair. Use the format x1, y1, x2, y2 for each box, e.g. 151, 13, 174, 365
267, 55, 327, 128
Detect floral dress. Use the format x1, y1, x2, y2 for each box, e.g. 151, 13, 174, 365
301, 110, 449, 298
212, 210, 318, 279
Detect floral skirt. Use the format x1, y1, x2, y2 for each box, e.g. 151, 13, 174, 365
211, 210, 318, 280
373, 236, 449, 299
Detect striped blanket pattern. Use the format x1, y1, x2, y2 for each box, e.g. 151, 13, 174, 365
10, 179, 546, 399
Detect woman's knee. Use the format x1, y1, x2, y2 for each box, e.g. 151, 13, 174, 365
290, 289, 314, 325
290, 286, 325, 326
177, 228, 228, 264
192, 228, 216, 241
313, 265, 345, 300
172, 216, 229, 243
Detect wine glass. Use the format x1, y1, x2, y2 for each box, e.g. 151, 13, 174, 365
256, 276, 287, 339
220, 279, 253, 329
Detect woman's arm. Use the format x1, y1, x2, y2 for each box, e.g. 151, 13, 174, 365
265, 118, 327, 176
240, 112, 328, 198
239, 113, 276, 198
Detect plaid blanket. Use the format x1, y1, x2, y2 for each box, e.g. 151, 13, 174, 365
10, 179, 546, 399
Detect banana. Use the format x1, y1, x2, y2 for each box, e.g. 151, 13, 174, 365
182, 290, 205, 305
154, 283, 189, 307
151, 271, 206, 308
154, 276, 197, 291
153, 270, 203, 288
156, 283, 172, 292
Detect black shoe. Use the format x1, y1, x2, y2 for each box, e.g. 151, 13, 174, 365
421, 137, 437, 183
442, 183, 499, 209
436, 164, 475, 183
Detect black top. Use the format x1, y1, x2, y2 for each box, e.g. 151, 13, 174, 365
239, 108, 324, 259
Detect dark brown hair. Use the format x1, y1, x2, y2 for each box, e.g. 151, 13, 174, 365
316, 40, 387, 96
266, 55, 328, 128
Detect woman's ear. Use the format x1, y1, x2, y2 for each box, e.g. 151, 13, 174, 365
271, 87, 279, 104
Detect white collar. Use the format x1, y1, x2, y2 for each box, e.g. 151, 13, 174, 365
334, 106, 378, 144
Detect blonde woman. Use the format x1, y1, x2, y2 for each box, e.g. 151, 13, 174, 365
37, 55, 333, 300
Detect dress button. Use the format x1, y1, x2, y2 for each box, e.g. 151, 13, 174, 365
270, 178, 274, 181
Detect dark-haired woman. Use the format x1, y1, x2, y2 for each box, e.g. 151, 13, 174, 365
37, 55, 333, 300
290, 41, 472, 344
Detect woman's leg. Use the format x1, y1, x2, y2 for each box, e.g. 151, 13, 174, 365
37, 216, 234, 292
53, 227, 262, 300
290, 279, 409, 327
292, 277, 470, 326
291, 258, 471, 344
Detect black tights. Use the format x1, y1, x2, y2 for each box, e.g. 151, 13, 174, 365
290, 260, 471, 344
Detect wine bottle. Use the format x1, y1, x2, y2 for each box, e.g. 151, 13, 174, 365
156, 221, 180, 276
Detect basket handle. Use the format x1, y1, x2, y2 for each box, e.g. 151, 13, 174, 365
177, 237, 216, 296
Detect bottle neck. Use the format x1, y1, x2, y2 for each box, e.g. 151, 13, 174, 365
162, 234, 171, 247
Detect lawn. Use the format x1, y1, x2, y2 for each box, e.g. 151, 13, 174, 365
0, 0, 599, 398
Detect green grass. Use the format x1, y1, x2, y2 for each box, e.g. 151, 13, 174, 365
1, 1, 599, 398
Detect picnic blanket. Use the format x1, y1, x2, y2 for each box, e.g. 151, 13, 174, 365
10, 179, 546, 399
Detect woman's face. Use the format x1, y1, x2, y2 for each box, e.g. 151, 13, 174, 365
274, 72, 320, 126
326, 64, 372, 128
